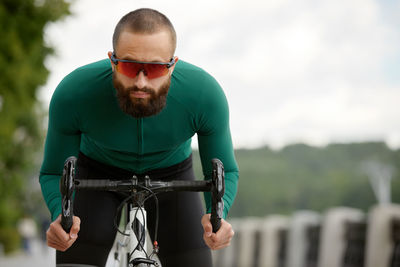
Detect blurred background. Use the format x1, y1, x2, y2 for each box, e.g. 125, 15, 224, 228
0, 0, 399, 266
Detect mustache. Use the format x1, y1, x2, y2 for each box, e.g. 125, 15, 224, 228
119, 86, 155, 97
126, 87, 154, 94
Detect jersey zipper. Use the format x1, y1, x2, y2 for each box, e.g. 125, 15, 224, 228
137, 118, 144, 170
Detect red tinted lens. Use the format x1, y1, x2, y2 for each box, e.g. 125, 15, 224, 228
143, 63, 169, 79
116, 62, 169, 79
116, 62, 142, 78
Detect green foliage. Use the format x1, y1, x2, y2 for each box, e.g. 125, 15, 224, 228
193, 142, 399, 218
0, 227, 20, 254
0, 0, 70, 253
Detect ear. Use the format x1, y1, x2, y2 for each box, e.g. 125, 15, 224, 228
108, 51, 115, 71
169, 56, 179, 74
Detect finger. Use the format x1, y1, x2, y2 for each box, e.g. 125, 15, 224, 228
205, 232, 224, 247
48, 233, 77, 252
47, 225, 68, 244
66, 237, 78, 248
47, 238, 64, 250
211, 228, 234, 244
52, 217, 70, 242
69, 216, 81, 239
208, 235, 231, 250
203, 237, 215, 250
201, 214, 213, 238
203, 234, 213, 247
211, 241, 231, 251
47, 233, 67, 248
203, 231, 217, 247
209, 236, 230, 249
211, 220, 234, 243
47, 231, 74, 251
47, 239, 69, 251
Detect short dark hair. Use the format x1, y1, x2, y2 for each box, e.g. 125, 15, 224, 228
112, 8, 177, 55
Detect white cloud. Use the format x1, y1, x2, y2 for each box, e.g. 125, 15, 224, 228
39, 0, 400, 149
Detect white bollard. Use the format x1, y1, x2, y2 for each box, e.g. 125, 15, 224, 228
236, 217, 263, 267
365, 204, 400, 267
286, 210, 321, 267
317, 207, 365, 267
258, 215, 289, 267
213, 218, 241, 267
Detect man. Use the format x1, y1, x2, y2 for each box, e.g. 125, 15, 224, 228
40, 8, 239, 267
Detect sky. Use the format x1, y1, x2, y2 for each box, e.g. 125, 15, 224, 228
39, 0, 400, 149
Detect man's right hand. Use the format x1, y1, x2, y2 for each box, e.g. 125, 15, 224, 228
46, 214, 81, 251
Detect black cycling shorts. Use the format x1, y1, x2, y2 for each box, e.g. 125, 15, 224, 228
56, 152, 212, 267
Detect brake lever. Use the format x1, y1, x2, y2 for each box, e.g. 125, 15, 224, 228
210, 158, 225, 233
60, 156, 77, 232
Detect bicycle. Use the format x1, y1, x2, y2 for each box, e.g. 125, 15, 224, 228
59, 156, 225, 267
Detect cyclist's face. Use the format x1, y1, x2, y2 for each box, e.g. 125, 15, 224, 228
110, 30, 175, 94
113, 71, 170, 118
109, 30, 176, 117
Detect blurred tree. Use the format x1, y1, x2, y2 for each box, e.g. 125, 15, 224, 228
0, 0, 69, 253
193, 142, 399, 218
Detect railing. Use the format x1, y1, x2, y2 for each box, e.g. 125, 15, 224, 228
213, 204, 400, 267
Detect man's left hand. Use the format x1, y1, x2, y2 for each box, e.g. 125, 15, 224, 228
201, 214, 234, 250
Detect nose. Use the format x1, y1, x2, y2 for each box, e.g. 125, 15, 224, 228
135, 70, 148, 89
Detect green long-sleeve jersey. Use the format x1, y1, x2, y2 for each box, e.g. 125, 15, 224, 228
39, 59, 239, 221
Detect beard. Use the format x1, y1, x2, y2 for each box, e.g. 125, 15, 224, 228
113, 73, 170, 118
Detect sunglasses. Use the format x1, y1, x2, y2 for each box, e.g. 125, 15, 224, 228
110, 52, 176, 79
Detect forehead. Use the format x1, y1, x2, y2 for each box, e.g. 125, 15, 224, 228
115, 30, 173, 62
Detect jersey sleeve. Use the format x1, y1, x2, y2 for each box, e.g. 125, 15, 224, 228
39, 74, 82, 221
196, 75, 239, 219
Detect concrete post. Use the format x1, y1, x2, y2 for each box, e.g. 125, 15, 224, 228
286, 210, 321, 267
212, 218, 241, 267
365, 204, 400, 267
317, 207, 365, 267
258, 215, 289, 267
236, 217, 263, 267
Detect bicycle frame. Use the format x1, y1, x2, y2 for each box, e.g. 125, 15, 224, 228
112, 203, 155, 266
114, 185, 159, 266
60, 157, 225, 267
